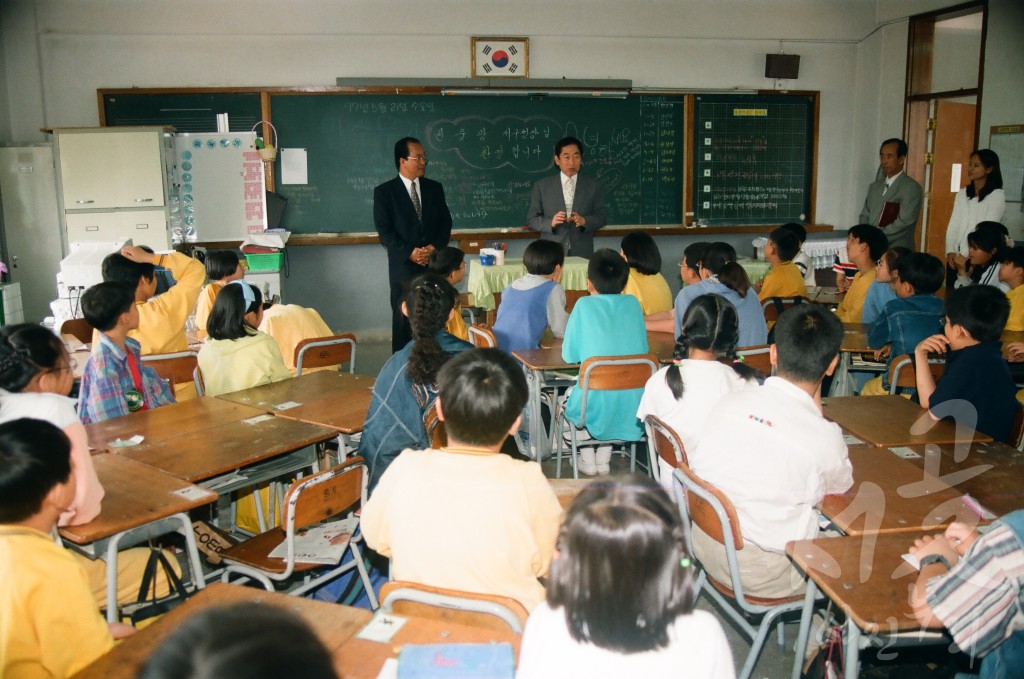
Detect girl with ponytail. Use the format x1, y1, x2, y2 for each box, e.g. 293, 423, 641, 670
362, 273, 473, 492
637, 294, 762, 485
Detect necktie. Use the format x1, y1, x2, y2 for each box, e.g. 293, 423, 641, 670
563, 177, 575, 217
410, 181, 422, 222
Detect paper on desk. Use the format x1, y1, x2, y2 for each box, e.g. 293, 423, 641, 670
842, 434, 864, 446
200, 472, 248, 491
358, 612, 408, 643
274, 401, 302, 411
109, 435, 144, 448
174, 486, 214, 501
375, 658, 398, 679
242, 414, 276, 425
889, 446, 922, 459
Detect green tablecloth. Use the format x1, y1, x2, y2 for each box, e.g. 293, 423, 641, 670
467, 256, 589, 311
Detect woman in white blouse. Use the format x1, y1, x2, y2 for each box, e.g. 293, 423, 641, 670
946, 149, 1005, 273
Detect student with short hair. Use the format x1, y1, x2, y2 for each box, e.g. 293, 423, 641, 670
361, 348, 562, 610
672, 242, 767, 347
835, 224, 889, 323
757, 227, 807, 302
561, 250, 649, 475
78, 282, 176, 424
637, 294, 760, 485
428, 246, 469, 341
194, 249, 244, 341
914, 285, 1018, 443
862, 246, 909, 324
362, 273, 474, 491
779, 222, 816, 287
138, 603, 338, 679
862, 252, 946, 395
953, 221, 1011, 291
620, 231, 672, 316
0, 418, 132, 679
689, 305, 852, 598
1000, 245, 1024, 332
492, 239, 568, 352
516, 475, 734, 679
197, 281, 292, 397
644, 241, 707, 333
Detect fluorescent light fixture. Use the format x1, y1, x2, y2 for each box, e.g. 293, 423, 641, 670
442, 88, 629, 99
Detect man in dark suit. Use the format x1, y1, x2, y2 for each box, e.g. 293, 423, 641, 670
526, 136, 607, 257
374, 137, 452, 352
858, 138, 922, 250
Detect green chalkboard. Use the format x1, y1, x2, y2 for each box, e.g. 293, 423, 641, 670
102, 92, 263, 133
268, 93, 685, 233
692, 93, 815, 225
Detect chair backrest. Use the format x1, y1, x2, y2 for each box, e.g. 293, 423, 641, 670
487, 291, 503, 326
732, 344, 773, 377
1012, 402, 1024, 451
423, 406, 447, 449
644, 415, 688, 482
379, 581, 529, 634
761, 296, 806, 323
60, 318, 93, 344
577, 354, 659, 427
192, 365, 205, 397
672, 463, 744, 552
287, 456, 367, 533
467, 324, 496, 348
141, 351, 199, 396
294, 333, 356, 375
565, 289, 589, 314
887, 353, 944, 394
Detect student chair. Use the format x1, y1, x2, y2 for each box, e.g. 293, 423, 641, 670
423, 406, 447, 449
294, 333, 357, 375
467, 324, 497, 348
643, 415, 688, 485
732, 344, 774, 378
1012, 403, 1024, 451
671, 465, 805, 679
192, 366, 205, 397
564, 289, 590, 314
551, 354, 659, 479
761, 296, 807, 325
886, 353, 945, 395
142, 351, 199, 398
60, 317, 93, 344
379, 581, 529, 634
219, 456, 378, 607
460, 292, 486, 327
487, 291, 502, 327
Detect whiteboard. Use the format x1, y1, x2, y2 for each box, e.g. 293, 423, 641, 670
990, 124, 1024, 203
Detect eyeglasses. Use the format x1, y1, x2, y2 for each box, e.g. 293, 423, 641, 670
406, 155, 428, 163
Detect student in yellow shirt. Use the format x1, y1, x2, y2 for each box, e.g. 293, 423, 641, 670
835, 224, 889, 323
428, 246, 469, 341
0, 419, 134, 679
757, 227, 807, 302
1000, 246, 1024, 332
194, 249, 244, 341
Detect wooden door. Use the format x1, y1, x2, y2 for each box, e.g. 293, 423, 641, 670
925, 101, 976, 257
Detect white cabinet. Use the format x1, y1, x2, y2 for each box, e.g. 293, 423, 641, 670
55, 127, 172, 251
57, 129, 166, 209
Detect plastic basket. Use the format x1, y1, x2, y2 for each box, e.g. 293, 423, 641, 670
245, 252, 284, 271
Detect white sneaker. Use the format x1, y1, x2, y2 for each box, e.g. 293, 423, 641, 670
595, 446, 612, 474
576, 447, 599, 476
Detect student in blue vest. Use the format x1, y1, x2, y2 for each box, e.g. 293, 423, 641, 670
492, 239, 569, 352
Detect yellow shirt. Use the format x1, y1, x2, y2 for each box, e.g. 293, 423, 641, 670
624, 269, 673, 315
0, 526, 113, 678
193, 283, 222, 341
258, 304, 335, 375
835, 267, 877, 323
758, 261, 808, 302
1007, 286, 1024, 332
197, 331, 293, 397
446, 299, 469, 341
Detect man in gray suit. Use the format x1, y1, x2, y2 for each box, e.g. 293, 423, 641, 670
858, 138, 922, 250
526, 136, 607, 257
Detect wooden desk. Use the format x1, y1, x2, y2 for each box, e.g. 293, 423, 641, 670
897, 440, 1024, 517
59, 454, 217, 621
820, 445, 983, 536
787, 534, 949, 679
72, 582, 521, 679
215, 371, 374, 435
840, 322, 870, 353
823, 395, 991, 447
549, 477, 591, 509
86, 397, 337, 484
810, 286, 843, 306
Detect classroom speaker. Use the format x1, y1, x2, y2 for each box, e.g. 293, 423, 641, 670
765, 54, 800, 80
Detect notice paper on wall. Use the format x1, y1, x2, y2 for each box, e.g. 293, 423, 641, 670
281, 148, 308, 185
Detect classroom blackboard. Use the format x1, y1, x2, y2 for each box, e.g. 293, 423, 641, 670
267, 93, 685, 233
102, 92, 263, 133
691, 93, 815, 225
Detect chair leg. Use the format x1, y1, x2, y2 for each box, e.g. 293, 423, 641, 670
553, 408, 564, 479
570, 427, 579, 480
629, 442, 636, 472
350, 542, 379, 610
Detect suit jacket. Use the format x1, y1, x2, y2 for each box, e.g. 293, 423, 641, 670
526, 173, 607, 257
858, 169, 922, 250
374, 176, 453, 283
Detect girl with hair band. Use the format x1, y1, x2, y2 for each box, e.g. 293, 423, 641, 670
0, 323, 177, 606
946, 149, 1005, 273
197, 280, 291, 397
637, 294, 762, 486
620, 231, 673, 316
953, 221, 1011, 291
361, 273, 473, 493
517, 474, 735, 679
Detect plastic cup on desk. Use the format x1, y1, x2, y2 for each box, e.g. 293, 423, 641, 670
480, 254, 495, 266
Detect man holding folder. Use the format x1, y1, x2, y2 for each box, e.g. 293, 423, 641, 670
858, 137, 922, 250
